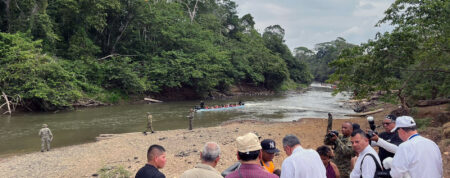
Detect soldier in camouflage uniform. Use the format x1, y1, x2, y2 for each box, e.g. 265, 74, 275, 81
187, 108, 194, 130
324, 121, 354, 178
39, 124, 53, 152
145, 112, 154, 134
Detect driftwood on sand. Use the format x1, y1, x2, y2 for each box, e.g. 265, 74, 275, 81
416, 99, 450, 107
345, 108, 384, 117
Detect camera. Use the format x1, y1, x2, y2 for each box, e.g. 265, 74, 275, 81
326, 130, 339, 139
367, 130, 377, 138
367, 116, 376, 131
366, 116, 379, 138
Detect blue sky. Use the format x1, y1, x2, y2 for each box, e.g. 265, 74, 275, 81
233, 0, 395, 50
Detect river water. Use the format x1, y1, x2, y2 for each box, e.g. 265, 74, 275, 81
0, 83, 354, 157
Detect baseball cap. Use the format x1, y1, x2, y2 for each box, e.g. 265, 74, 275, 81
385, 114, 397, 121
261, 139, 280, 153
236, 133, 262, 153
391, 116, 416, 132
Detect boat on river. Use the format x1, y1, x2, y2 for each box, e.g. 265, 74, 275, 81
195, 105, 245, 112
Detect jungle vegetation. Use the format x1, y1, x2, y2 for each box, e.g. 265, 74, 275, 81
0, 0, 312, 111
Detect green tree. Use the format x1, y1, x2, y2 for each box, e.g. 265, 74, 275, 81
0, 32, 83, 111
329, 0, 449, 111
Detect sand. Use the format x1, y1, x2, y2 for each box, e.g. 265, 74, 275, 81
0, 105, 448, 178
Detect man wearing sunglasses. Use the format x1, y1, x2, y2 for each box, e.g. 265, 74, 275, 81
369, 115, 403, 163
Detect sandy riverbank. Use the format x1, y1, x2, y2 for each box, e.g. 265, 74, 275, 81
0, 105, 448, 178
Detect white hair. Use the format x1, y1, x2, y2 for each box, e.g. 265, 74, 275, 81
201, 142, 220, 162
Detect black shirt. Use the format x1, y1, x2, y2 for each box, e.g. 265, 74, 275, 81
135, 164, 165, 178
378, 131, 402, 162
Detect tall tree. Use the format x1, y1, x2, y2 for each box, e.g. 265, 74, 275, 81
329, 0, 449, 111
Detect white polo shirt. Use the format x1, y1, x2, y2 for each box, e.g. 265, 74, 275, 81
281, 146, 326, 178
390, 134, 443, 178
350, 145, 382, 178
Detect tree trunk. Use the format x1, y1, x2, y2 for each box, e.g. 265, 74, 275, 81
3, 0, 11, 32
1, 92, 12, 115
111, 14, 133, 54
397, 88, 409, 113
181, 0, 199, 24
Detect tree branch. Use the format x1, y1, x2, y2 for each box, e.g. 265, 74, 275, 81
1, 92, 12, 115
111, 13, 134, 53
97, 53, 137, 60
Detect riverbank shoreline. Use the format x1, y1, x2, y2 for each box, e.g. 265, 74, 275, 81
1, 104, 448, 178
0, 118, 364, 178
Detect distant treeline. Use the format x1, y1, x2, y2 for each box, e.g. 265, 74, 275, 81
0, 0, 313, 111
296, 0, 449, 113
294, 37, 356, 83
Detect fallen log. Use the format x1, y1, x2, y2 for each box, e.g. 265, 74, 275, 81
144, 98, 163, 103
345, 108, 384, 117
415, 99, 450, 107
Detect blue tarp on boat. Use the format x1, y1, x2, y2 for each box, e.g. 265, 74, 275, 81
195, 105, 244, 112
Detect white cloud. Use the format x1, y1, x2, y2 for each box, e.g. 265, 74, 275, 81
341, 26, 363, 36
234, 0, 395, 50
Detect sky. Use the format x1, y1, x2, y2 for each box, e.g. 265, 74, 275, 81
233, 0, 395, 51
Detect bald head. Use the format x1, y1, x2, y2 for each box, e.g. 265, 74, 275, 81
342, 122, 353, 137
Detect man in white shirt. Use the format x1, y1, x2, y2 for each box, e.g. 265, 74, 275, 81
350, 129, 382, 178
390, 116, 443, 178
281, 134, 326, 178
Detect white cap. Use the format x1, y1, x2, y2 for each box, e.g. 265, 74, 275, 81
391, 116, 416, 132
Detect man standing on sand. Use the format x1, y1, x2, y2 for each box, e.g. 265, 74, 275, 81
324, 121, 354, 177
349, 129, 382, 178
181, 142, 222, 178
390, 116, 442, 178
369, 114, 402, 163
281, 134, 326, 178
144, 112, 154, 134
225, 132, 278, 178
39, 124, 53, 152
135, 144, 166, 178
260, 139, 281, 176
187, 109, 194, 130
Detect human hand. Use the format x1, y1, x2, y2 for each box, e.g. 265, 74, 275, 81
370, 132, 379, 142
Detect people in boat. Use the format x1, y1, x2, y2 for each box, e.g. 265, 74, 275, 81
200, 101, 205, 109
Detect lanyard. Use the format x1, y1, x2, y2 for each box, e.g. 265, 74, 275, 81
408, 133, 419, 140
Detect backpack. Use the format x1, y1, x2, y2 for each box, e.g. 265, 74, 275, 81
360, 153, 392, 178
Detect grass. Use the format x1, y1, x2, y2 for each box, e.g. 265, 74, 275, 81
415, 117, 433, 131
97, 166, 131, 178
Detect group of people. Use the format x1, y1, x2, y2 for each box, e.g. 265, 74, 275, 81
198, 101, 244, 110
135, 114, 443, 178
136, 133, 326, 178
323, 115, 443, 178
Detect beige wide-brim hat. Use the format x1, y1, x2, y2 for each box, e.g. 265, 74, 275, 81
236, 132, 262, 153
42, 124, 48, 128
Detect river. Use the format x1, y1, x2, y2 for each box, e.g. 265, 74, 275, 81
0, 83, 354, 157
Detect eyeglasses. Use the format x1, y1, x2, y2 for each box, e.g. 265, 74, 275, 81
382, 122, 392, 126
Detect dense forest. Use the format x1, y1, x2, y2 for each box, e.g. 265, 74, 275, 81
0, 0, 312, 111
294, 37, 356, 82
